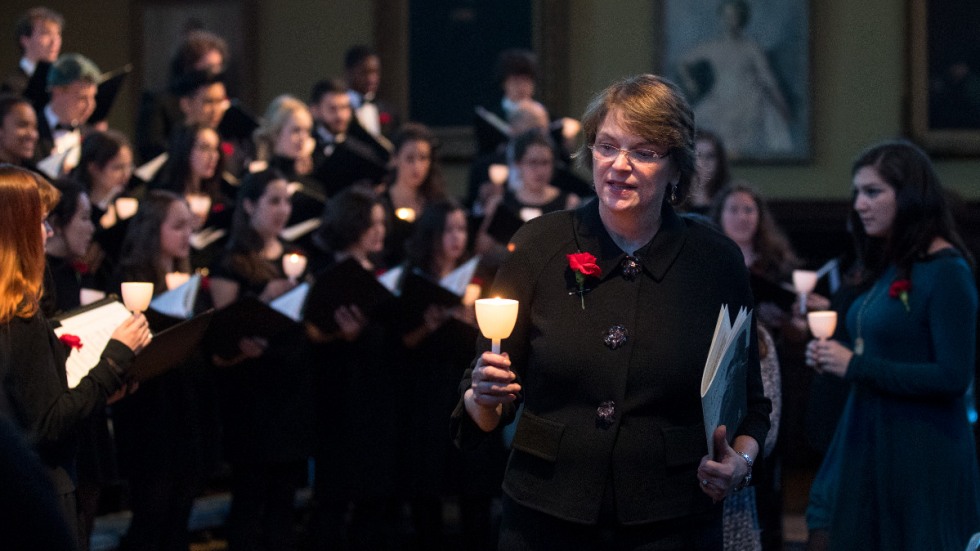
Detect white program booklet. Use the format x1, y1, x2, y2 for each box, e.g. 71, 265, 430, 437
700, 304, 752, 458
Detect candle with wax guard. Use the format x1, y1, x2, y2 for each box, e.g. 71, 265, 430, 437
282, 253, 307, 282
165, 272, 191, 291
395, 207, 416, 222
807, 311, 837, 341
475, 297, 519, 354
121, 282, 153, 313
115, 197, 139, 220
792, 269, 819, 315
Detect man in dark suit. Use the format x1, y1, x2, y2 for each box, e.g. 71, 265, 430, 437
309, 77, 389, 195
344, 45, 398, 140
1, 7, 63, 98
33, 53, 100, 176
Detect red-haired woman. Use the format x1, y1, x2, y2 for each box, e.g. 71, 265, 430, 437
0, 164, 150, 548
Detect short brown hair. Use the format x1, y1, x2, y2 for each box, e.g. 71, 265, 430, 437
15, 7, 63, 54
579, 74, 695, 204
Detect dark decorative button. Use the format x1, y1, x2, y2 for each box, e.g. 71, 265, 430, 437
603, 325, 628, 350
621, 255, 641, 281
596, 400, 616, 429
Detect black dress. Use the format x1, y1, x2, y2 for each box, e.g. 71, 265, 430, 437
209, 246, 313, 551
0, 312, 133, 548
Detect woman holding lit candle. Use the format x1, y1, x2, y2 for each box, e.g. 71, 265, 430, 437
151, 124, 233, 228
380, 122, 446, 267
395, 199, 503, 548
452, 75, 770, 549
108, 190, 218, 551
804, 140, 980, 550
0, 166, 150, 548
207, 168, 312, 551
304, 185, 401, 548
71, 130, 137, 288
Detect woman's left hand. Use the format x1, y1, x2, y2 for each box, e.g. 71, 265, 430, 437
805, 339, 853, 377
697, 427, 752, 503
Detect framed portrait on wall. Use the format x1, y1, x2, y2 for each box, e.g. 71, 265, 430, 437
658, 0, 811, 163
909, 0, 980, 155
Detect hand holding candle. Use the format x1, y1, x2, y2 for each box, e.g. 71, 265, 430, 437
121, 281, 153, 313
282, 253, 307, 283
475, 297, 519, 354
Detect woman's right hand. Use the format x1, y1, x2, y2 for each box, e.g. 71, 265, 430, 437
110, 313, 152, 354
469, 352, 521, 408
465, 352, 521, 432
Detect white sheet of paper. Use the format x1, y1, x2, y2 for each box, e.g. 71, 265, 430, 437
149, 274, 201, 319
54, 301, 132, 388
189, 227, 227, 250
280, 218, 322, 242
440, 256, 480, 296
269, 282, 310, 322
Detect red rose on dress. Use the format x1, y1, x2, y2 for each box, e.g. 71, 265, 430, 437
59, 334, 83, 351
889, 278, 911, 312
69, 259, 90, 275
567, 252, 602, 310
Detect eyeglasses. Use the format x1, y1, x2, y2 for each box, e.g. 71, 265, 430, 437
589, 143, 669, 164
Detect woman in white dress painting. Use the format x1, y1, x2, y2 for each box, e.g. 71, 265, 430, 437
677, 0, 793, 159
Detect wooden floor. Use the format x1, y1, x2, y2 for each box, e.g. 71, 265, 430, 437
92, 468, 821, 551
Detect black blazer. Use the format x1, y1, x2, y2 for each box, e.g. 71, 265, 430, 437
0, 313, 132, 494
453, 199, 771, 525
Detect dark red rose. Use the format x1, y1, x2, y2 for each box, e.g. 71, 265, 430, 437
69, 259, 90, 275
567, 252, 602, 278
59, 334, 83, 350
220, 141, 235, 157
211, 202, 226, 214
379, 111, 392, 126
888, 279, 911, 298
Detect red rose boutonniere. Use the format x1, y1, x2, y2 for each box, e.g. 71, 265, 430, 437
889, 278, 911, 313
379, 111, 392, 126
59, 333, 83, 351
220, 141, 235, 158
567, 252, 602, 310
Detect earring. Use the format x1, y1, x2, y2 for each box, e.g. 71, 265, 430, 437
670, 183, 678, 203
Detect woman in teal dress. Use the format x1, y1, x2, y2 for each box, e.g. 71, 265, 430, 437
805, 140, 980, 550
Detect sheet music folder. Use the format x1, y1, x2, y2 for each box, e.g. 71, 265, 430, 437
749, 273, 797, 312
485, 204, 525, 244
52, 296, 214, 383
130, 309, 214, 382
207, 296, 300, 356
303, 258, 395, 333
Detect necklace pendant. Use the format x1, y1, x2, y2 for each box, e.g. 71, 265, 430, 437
854, 337, 864, 355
